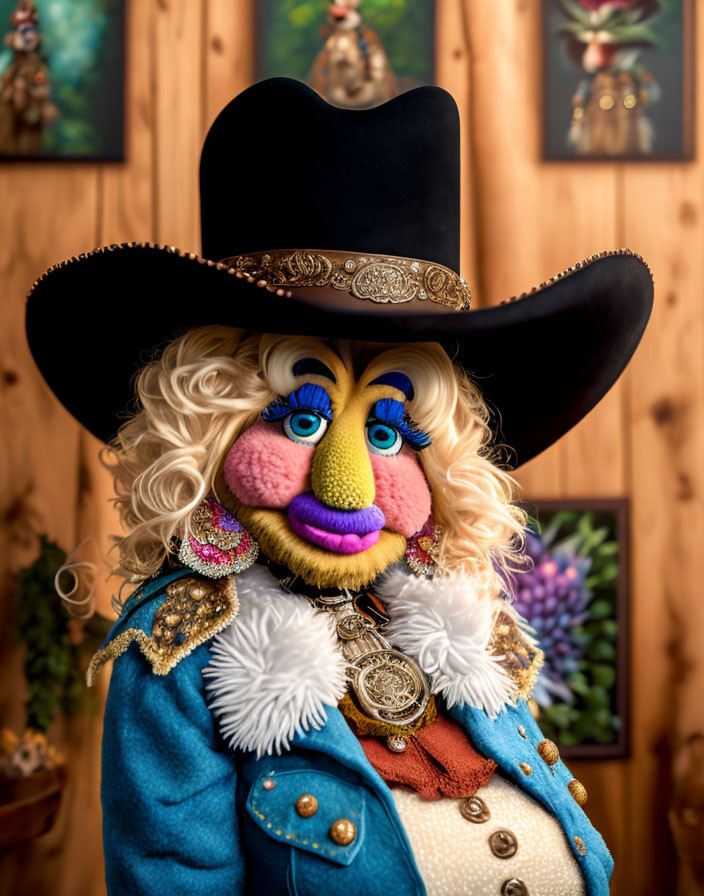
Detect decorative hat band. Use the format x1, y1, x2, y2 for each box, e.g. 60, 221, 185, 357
219, 249, 471, 311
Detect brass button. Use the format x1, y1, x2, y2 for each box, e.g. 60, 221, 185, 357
329, 818, 356, 846
574, 835, 587, 857
569, 779, 588, 807
502, 879, 530, 896
489, 828, 518, 859
295, 794, 318, 818
519, 762, 532, 776
599, 93, 615, 111
459, 795, 491, 824
262, 778, 276, 790
624, 93, 637, 109
537, 739, 559, 766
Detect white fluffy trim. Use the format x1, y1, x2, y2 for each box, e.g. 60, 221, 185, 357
377, 567, 517, 719
203, 565, 348, 758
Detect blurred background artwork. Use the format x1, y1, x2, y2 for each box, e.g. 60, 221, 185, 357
515, 501, 629, 758
1, 2, 704, 894
0, 0, 124, 160
543, 0, 694, 159
257, 0, 434, 107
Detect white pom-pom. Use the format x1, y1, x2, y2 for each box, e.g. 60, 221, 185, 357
203, 565, 348, 757
377, 567, 516, 719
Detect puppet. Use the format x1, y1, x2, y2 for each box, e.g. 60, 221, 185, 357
0, 0, 59, 156
26, 78, 652, 896
555, 0, 661, 156
310, 0, 396, 109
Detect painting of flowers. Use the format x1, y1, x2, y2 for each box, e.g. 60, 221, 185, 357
0, 0, 124, 160
543, 0, 694, 160
511, 500, 629, 758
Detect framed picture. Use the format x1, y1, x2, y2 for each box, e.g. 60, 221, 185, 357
543, 0, 694, 161
256, 0, 435, 109
514, 498, 629, 759
0, 0, 124, 161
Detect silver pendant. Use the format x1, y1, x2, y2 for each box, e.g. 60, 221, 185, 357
312, 593, 431, 727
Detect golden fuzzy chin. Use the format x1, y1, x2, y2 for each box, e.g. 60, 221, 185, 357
222, 496, 406, 590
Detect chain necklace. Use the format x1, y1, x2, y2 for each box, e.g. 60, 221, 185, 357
312, 589, 431, 729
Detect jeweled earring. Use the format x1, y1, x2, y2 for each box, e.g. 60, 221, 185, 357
405, 518, 441, 577
179, 494, 259, 578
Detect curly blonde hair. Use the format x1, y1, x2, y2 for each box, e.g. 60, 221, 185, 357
103, 326, 526, 594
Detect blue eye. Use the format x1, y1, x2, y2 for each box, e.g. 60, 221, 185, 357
366, 420, 402, 456
284, 411, 328, 446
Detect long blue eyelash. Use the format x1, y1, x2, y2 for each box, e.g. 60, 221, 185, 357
262, 383, 333, 422
372, 398, 431, 450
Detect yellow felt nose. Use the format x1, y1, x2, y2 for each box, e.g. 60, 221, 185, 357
311, 397, 375, 510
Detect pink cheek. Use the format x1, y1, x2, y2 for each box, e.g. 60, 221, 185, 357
371, 449, 432, 538
223, 420, 313, 508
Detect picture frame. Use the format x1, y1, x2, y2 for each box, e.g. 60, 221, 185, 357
256, 0, 435, 109
516, 498, 630, 759
542, 0, 694, 161
0, 0, 125, 162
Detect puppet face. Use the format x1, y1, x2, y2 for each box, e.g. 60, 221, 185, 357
217, 343, 432, 589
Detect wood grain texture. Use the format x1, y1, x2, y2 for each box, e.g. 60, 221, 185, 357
435, 0, 478, 295
0, 164, 101, 895
154, 0, 204, 250
204, 0, 255, 132
620, 8, 704, 889
0, 0, 697, 892
99, 0, 156, 245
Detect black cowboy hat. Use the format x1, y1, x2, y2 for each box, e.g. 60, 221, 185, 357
25, 77, 652, 466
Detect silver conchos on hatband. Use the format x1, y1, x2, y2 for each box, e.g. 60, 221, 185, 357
314, 594, 431, 726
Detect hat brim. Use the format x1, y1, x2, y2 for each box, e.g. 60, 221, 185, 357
25, 243, 653, 466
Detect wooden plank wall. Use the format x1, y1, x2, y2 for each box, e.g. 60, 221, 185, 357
0, 1, 700, 893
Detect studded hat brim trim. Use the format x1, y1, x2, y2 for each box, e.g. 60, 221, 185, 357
25, 242, 653, 466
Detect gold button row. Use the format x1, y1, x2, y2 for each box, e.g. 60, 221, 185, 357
292, 792, 356, 846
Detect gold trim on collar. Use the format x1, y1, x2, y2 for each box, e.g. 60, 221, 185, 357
219, 249, 471, 311
86, 574, 238, 685
489, 610, 544, 701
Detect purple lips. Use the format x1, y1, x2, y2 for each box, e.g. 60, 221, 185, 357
288, 493, 385, 554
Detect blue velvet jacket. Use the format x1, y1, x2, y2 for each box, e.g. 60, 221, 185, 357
96, 568, 613, 896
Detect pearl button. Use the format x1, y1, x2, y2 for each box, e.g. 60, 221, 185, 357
329, 818, 356, 846
517, 725, 527, 738
295, 794, 318, 818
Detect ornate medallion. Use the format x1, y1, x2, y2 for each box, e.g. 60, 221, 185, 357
221, 249, 471, 311
352, 648, 430, 726
310, 593, 431, 728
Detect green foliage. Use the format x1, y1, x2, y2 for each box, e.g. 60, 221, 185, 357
13, 535, 108, 732
258, 0, 434, 88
